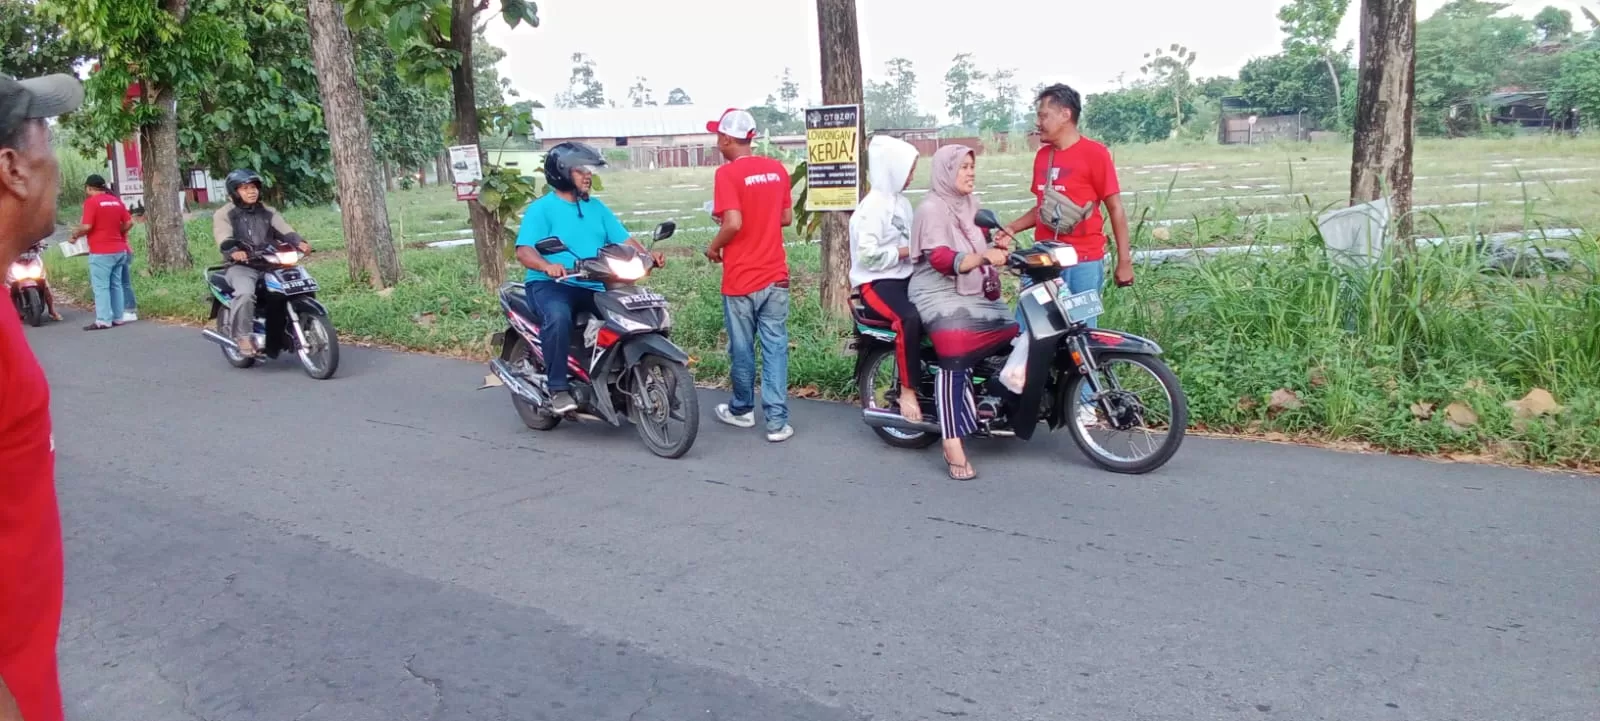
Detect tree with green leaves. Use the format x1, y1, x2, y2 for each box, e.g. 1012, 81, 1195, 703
474, 34, 517, 109
47, 0, 259, 272
978, 66, 1019, 133
1533, 5, 1572, 43
1413, 0, 1534, 135
666, 87, 692, 105
1552, 45, 1600, 123
1082, 86, 1172, 145
628, 76, 657, 107
308, 0, 401, 288
1278, 0, 1352, 128
1, 0, 89, 78
344, 0, 540, 288
865, 58, 935, 129
943, 53, 986, 129
357, 27, 451, 177
1236, 51, 1353, 127
1139, 44, 1197, 137
557, 52, 606, 108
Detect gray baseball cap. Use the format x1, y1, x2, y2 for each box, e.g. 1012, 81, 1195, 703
0, 73, 85, 141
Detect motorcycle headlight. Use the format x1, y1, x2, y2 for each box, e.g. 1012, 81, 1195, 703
11, 262, 44, 280
606, 255, 646, 281
267, 251, 301, 266
1050, 246, 1080, 267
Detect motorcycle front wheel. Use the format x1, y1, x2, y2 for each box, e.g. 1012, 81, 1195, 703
1065, 351, 1187, 475
632, 354, 699, 459
296, 312, 340, 380
20, 288, 43, 327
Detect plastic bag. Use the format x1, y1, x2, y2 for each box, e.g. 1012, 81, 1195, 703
999, 332, 1030, 394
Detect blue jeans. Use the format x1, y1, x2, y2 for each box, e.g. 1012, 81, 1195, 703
723, 283, 791, 431
119, 258, 137, 311
526, 280, 600, 393
87, 252, 130, 326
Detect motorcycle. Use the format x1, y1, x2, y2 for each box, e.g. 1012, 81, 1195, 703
853, 209, 1187, 475
199, 242, 341, 380
6, 247, 50, 328
487, 221, 700, 459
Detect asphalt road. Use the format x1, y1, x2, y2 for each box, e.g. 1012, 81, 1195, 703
26, 309, 1599, 721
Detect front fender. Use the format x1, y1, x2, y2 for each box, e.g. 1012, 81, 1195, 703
621, 333, 690, 367
1085, 328, 1163, 356
290, 297, 330, 318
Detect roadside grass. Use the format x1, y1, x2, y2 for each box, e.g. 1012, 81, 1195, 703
40, 136, 1600, 470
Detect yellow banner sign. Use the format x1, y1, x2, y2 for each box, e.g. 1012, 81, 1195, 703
804, 104, 861, 212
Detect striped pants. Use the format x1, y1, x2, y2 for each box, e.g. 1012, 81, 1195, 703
936, 368, 978, 440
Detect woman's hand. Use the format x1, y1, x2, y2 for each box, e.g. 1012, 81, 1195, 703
982, 248, 1009, 267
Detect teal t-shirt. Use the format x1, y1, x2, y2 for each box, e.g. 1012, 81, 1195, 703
516, 193, 632, 291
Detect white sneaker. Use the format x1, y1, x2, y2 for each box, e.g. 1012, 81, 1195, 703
766, 424, 795, 443
121, 311, 138, 322
715, 403, 755, 428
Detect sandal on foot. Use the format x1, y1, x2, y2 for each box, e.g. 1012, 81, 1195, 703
899, 392, 924, 424
944, 453, 977, 481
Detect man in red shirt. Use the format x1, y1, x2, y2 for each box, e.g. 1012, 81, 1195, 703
0, 72, 80, 721
703, 108, 797, 442
68, 173, 134, 330
1001, 83, 1134, 323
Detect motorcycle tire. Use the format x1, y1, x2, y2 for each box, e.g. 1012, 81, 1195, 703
296, 312, 340, 380
856, 345, 939, 449
507, 335, 561, 431
632, 354, 699, 459
1065, 351, 1187, 475
216, 311, 257, 369
21, 288, 43, 328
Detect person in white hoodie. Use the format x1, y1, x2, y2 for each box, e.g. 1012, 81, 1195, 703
850, 134, 925, 423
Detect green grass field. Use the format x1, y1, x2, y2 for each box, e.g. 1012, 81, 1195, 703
41, 135, 1600, 470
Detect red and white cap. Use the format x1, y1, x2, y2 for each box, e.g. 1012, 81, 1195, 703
706, 107, 757, 140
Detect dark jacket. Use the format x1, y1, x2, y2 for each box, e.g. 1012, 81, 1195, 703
212, 201, 303, 261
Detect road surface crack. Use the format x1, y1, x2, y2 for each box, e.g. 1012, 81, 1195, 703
925, 516, 1059, 544
628, 675, 661, 721
404, 653, 445, 709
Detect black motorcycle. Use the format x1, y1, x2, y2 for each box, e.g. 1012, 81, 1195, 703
854, 209, 1187, 474
200, 242, 341, 380
487, 221, 699, 459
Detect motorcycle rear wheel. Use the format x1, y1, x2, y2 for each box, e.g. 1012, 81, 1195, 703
856, 346, 939, 449
1065, 352, 1187, 475
216, 311, 257, 369
507, 335, 561, 431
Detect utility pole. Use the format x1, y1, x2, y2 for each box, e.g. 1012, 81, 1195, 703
815, 0, 864, 316
1349, 0, 1417, 249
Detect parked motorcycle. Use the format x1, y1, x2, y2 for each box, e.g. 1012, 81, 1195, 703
7, 246, 51, 327
854, 209, 1187, 474
199, 243, 340, 379
487, 221, 699, 459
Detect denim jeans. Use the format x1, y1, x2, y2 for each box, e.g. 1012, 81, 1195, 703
119, 258, 137, 311
526, 280, 600, 392
723, 283, 790, 431
87, 252, 130, 326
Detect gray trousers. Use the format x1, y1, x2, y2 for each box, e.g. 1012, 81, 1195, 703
224, 265, 263, 339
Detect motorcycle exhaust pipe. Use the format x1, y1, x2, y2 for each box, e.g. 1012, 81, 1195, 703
201, 329, 240, 351
862, 407, 941, 435
489, 358, 548, 406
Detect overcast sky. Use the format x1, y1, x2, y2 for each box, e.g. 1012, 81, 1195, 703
484, 0, 1591, 123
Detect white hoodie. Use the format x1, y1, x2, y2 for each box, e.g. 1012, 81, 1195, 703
848, 135, 921, 288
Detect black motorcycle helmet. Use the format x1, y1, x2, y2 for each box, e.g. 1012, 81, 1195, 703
225, 168, 264, 207
542, 142, 606, 199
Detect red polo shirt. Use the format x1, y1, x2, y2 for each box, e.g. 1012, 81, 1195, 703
0, 291, 63, 721
80, 192, 132, 255
712, 155, 792, 296
1031, 137, 1120, 262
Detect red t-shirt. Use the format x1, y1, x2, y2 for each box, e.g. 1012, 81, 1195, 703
1031, 138, 1120, 262
0, 292, 64, 721
712, 155, 792, 296
81, 192, 132, 255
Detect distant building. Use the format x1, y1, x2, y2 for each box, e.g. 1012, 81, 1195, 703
1475, 91, 1577, 133
1217, 96, 1314, 145
529, 106, 728, 168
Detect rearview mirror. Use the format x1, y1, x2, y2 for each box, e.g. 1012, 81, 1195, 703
652, 221, 676, 242
534, 237, 569, 256
973, 209, 1001, 230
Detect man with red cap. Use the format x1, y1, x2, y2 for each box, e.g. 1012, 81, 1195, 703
0, 71, 82, 721
703, 108, 797, 443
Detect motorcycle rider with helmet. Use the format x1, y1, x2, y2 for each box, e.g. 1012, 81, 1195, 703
212, 169, 310, 356
514, 141, 665, 414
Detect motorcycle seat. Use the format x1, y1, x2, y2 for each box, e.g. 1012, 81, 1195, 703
849, 292, 895, 329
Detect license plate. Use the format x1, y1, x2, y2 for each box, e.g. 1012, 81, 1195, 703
616, 292, 667, 310
1056, 288, 1104, 324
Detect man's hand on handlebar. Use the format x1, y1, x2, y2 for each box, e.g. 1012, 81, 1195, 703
650, 250, 666, 268
230, 250, 248, 262
542, 261, 570, 279
992, 228, 1017, 251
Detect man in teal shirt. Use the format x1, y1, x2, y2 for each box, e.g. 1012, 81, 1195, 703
514, 142, 662, 413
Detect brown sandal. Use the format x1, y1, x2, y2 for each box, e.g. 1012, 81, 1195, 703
944, 452, 977, 481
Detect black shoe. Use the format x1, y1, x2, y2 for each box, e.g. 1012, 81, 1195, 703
550, 391, 578, 414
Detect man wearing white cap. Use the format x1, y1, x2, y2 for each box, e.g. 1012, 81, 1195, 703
703, 108, 797, 442
0, 71, 81, 721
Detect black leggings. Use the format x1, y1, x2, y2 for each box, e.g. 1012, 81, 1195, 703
860, 278, 925, 391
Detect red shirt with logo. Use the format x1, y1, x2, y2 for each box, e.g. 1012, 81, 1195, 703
712, 155, 792, 296
0, 291, 64, 721
80, 192, 132, 255
1030, 137, 1120, 262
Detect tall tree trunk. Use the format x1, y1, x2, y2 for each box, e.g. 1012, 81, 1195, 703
815, 0, 864, 317
451, 0, 504, 289
306, 0, 402, 289
435, 152, 449, 188
1350, 0, 1416, 248
140, 86, 192, 272
1323, 54, 1344, 127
